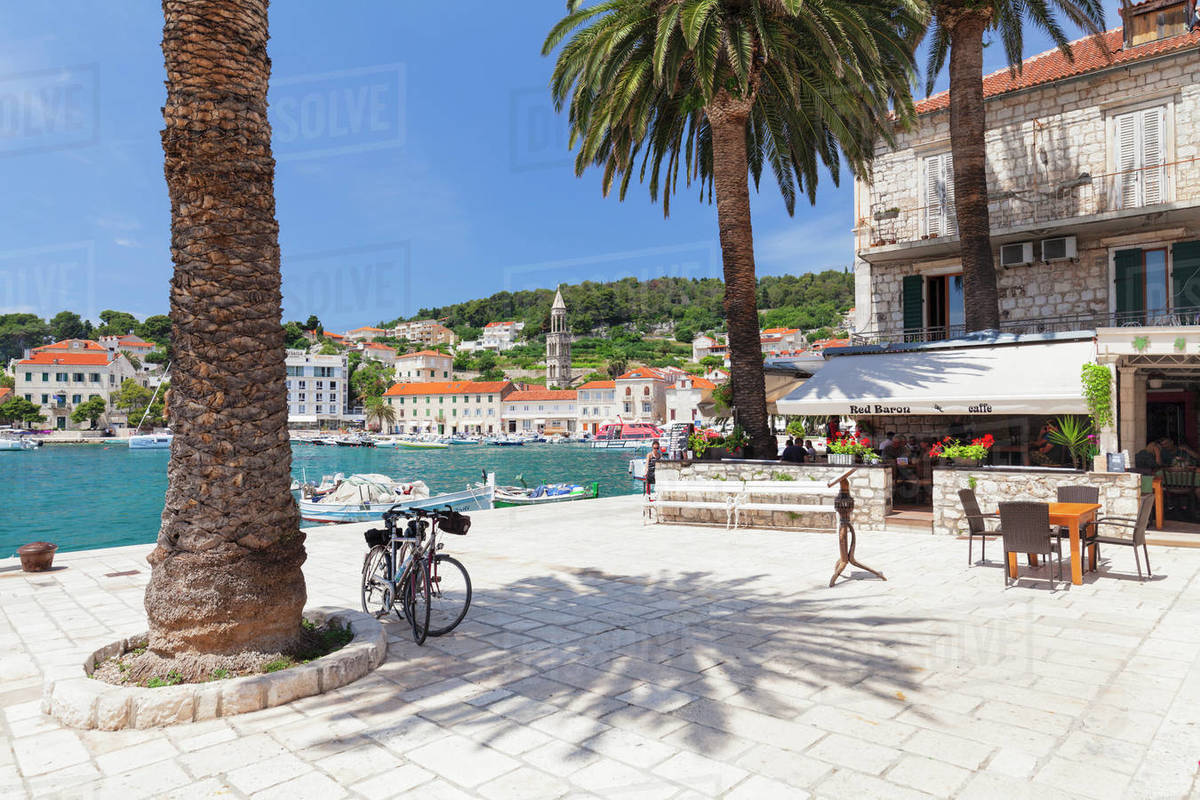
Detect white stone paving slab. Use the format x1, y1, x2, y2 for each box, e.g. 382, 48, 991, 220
2, 494, 1199, 798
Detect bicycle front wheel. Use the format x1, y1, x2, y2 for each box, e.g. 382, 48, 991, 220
361, 546, 392, 618
427, 554, 472, 636
401, 556, 431, 645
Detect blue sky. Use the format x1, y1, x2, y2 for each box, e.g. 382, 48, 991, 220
0, 1, 1124, 331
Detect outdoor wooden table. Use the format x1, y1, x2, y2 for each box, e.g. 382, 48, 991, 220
1006, 501, 1099, 586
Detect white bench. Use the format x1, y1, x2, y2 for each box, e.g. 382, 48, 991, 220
647, 478, 841, 531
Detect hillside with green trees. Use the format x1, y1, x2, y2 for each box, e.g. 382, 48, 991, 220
384, 270, 853, 342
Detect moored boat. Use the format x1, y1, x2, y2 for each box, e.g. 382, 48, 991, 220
395, 439, 449, 450
493, 480, 599, 507
128, 431, 173, 449
299, 472, 495, 523
0, 436, 37, 451
590, 422, 662, 450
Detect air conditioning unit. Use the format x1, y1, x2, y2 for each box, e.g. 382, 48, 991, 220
999, 242, 1034, 267
1041, 235, 1077, 262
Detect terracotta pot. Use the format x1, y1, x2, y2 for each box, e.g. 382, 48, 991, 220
17, 542, 57, 572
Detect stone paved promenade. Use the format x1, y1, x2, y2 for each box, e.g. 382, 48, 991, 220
2, 496, 1199, 799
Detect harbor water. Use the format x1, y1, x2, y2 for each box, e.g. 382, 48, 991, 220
0, 442, 642, 557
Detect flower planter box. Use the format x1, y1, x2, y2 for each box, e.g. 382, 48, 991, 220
704, 447, 730, 461
874, 209, 900, 221
828, 453, 856, 466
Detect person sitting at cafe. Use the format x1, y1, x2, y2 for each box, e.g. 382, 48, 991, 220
883, 434, 908, 461
1133, 441, 1160, 473
803, 440, 817, 459
1156, 436, 1200, 466
878, 431, 896, 454
1031, 421, 1058, 466
780, 437, 806, 463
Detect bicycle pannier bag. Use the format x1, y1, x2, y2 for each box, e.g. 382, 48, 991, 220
441, 512, 471, 536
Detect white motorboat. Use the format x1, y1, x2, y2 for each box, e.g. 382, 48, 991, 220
0, 436, 37, 451
299, 472, 495, 523
128, 431, 173, 449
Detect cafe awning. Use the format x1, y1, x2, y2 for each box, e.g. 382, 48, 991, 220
776, 338, 1094, 416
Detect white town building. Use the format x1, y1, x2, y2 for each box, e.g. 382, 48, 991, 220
285, 349, 348, 426
501, 387, 577, 435
576, 379, 619, 434
481, 321, 525, 351
12, 339, 140, 431
394, 350, 453, 382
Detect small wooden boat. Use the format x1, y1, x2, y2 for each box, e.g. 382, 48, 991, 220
492, 481, 600, 508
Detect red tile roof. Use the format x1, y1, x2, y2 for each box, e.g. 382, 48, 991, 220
35, 339, 107, 353
761, 327, 799, 335
916, 27, 1200, 114
0, 387, 10, 402
363, 342, 395, 351
505, 388, 577, 402
384, 380, 511, 397
396, 349, 450, 360
577, 380, 615, 390
484, 321, 517, 328
616, 367, 666, 381
323, 331, 345, 340
688, 377, 717, 390
348, 326, 384, 333
19, 351, 113, 366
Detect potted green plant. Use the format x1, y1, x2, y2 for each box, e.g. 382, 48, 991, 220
874, 207, 901, 221
722, 425, 749, 458
826, 432, 873, 466
1046, 416, 1096, 471
930, 434, 994, 467
687, 432, 710, 461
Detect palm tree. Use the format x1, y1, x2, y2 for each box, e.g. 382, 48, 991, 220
924, 0, 1105, 331
545, 0, 924, 456
145, 0, 307, 663
364, 396, 397, 432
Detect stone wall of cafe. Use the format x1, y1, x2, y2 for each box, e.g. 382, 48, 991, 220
932, 467, 1142, 536
654, 460, 892, 531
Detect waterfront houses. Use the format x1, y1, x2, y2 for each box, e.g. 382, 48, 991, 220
383, 380, 512, 434
691, 334, 726, 362
12, 339, 140, 431
285, 348, 348, 426
393, 350, 453, 382
502, 387, 577, 434
576, 380, 619, 434
760, 327, 804, 357
615, 367, 669, 425
665, 374, 717, 425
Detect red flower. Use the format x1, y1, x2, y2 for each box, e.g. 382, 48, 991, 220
859, 437, 871, 446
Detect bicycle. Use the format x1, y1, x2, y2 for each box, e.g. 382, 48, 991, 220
360, 506, 473, 645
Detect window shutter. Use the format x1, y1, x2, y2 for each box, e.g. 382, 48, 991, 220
1113, 248, 1144, 322
1141, 107, 1165, 205
942, 152, 957, 236
924, 156, 941, 236
902, 275, 924, 333
1172, 241, 1200, 311
1115, 112, 1139, 209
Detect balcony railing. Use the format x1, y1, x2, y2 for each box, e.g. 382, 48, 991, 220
851, 306, 1200, 346
859, 157, 1200, 251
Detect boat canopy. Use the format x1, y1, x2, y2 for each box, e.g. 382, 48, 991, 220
776, 338, 1094, 416
322, 475, 430, 504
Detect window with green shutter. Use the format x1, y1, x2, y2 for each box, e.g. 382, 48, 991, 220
1113, 248, 1144, 324
902, 275, 924, 336
1172, 241, 1200, 311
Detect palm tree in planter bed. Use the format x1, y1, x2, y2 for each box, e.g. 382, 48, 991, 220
544, 0, 925, 457
141, 0, 307, 676
923, 0, 1105, 331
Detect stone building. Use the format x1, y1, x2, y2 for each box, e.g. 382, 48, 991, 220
546, 287, 572, 388
383, 380, 513, 435
781, 5, 1200, 515
852, 8, 1199, 341
12, 339, 140, 431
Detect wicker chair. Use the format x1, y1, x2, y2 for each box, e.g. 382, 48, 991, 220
1055, 484, 1100, 569
1091, 494, 1155, 581
998, 501, 1063, 588
959, 489, 999, 565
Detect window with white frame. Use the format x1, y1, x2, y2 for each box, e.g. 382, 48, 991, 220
923, 152, 956, 237
1113, 105, 1167, 209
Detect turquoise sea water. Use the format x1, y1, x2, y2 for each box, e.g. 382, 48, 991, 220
0, 442, 641, 557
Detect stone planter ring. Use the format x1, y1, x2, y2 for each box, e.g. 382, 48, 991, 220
41, 607, 386, 730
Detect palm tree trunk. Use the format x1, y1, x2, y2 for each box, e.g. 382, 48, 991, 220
948, 11, 1000, 332
707, 96, 773, 458
147, 0, 307, 657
